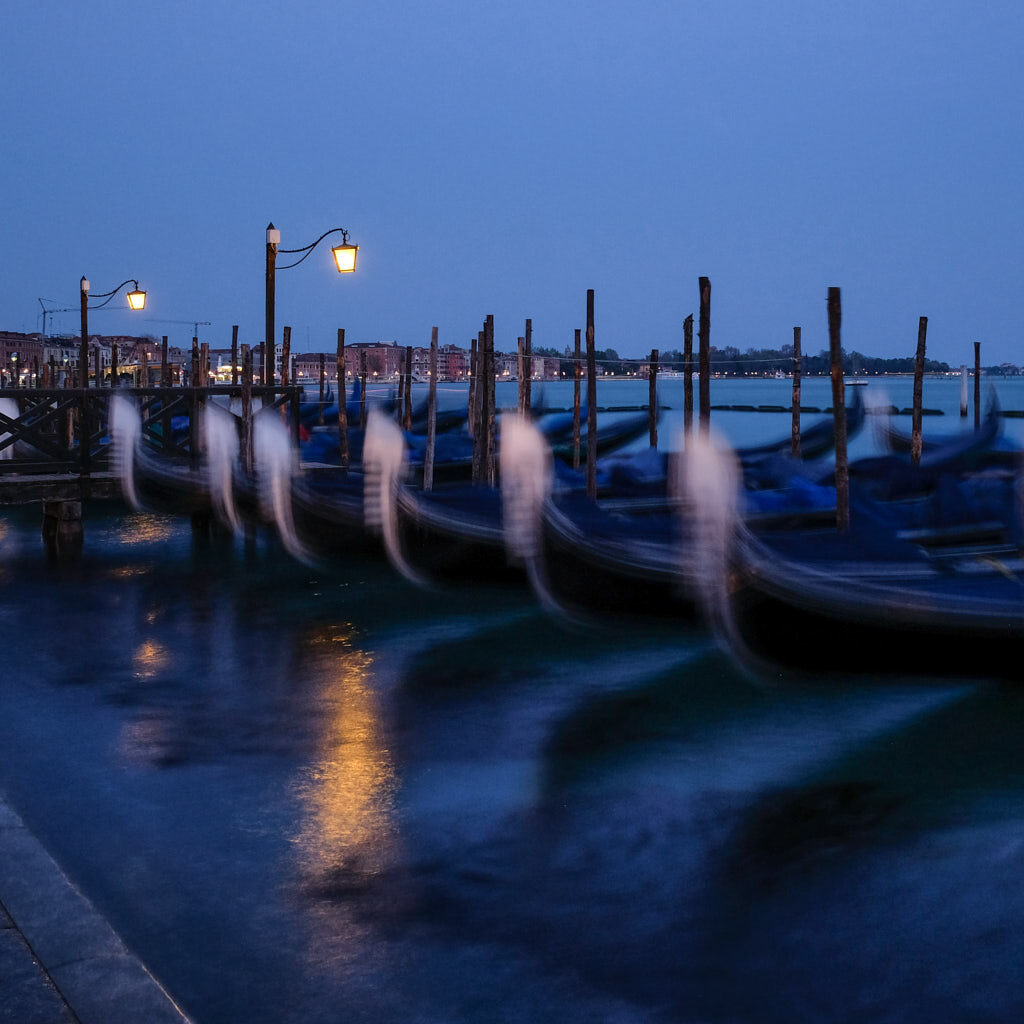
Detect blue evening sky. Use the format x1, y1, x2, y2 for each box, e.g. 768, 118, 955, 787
4, 0, 1022, 366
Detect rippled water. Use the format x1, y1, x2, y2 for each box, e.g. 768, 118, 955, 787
1, 380, 1023, 1023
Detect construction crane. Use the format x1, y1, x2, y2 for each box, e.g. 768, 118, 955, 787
145, 318, 212, 338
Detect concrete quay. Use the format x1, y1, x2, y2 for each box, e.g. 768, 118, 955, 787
0, 794, 191, 1024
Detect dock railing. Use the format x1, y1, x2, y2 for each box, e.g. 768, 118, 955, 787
0, 385, 302, 480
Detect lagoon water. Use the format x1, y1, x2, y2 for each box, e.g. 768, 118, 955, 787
1, 377, 1023, 1023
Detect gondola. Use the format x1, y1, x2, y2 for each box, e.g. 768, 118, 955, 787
737, 385, 866, 462
682, 425, 1024, 682
716, 516, 1024, 681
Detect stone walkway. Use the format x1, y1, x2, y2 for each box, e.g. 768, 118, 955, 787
0, 795, 191, 1024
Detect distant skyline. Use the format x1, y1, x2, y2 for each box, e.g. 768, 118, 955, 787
5, 1, 1023, 366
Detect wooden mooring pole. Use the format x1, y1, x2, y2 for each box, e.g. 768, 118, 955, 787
698, 277, 711, 438
318, 353, 326, 425
359, 349, 368, 430
468, 335, 479, 439
487, 317, 497, 485
240, 345, 253, 474
683, 314, 694, 440
524, 317, 532, 414
791, 326, 802, 458
404, 345, 413, 430
974, 341, 981, 429
586, 289, 597, 499
911, 316, 927, 466
827, 287, 849, 532
161, 336, 170, 387
231, 326, 239, 386
281, 326, 291, 386
472, 318, 495, 486
573, 328, 582, 471
960, 365, 968, 418
517, 338, 526, 415
424, 327, 438, 492
337, 329, 349, 470
648, 348, 659, 448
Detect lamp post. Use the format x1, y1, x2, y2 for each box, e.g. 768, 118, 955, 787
264, 223, 358, 384
79, 277, 146, 387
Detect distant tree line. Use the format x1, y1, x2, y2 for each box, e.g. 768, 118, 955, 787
535, 344, 955, 376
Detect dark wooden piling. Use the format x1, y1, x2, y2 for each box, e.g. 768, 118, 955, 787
281, 326, 291, 386
911, 316, 928, 466
791, 326, 802, 458
231, 326, 239, 386
110, 343, 118, 387
200, 343, 210, 386
93, 348, 101, 388
397, 364, 406, 421
404, 345, 413, 430
683, 314, 694, 439
336, 329, 349, 470
573, 328, 582, 470
473, 324, 488, 485
318, 353, 326, 425
698, 277, 711, 437
524, 318, 533, 414
189, 341, 201, 471
42, 500, 82, 557
974, 341, 981, 429
240, 345, 253, 473
259, 343, 266, 387
424, 326, 438, 492
517, 338, 526, 414
586, 290, 597, 499
960, 365, 968, 418
468, 336, 479, 439
359, 349, 368, 430
827, 287, 849, 532
648, 348, 659, 448
161, 336, 170, 387
487, 317, 497, 485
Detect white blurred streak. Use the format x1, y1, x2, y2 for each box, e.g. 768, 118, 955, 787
203, 400, 241, 533
254, 411, 306, 562
363, 409, 423, 585
109, 394, 143, 511
865, 385, 893, 450
500, 413, 551, 563
498, 412, 569, 618
671, 427, 742, 643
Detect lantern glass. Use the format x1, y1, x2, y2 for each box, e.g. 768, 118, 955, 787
126, 289, 147, 311
331, 243, 358, 274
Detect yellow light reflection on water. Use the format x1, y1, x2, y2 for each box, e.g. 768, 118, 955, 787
118, 514, 177, 546
291, 624, 403, 954
105, 564, 154, 580
132, 639, 170, 679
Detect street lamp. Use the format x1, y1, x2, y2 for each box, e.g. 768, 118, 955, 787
79, 277, 147, 387
265, 222, 358, 385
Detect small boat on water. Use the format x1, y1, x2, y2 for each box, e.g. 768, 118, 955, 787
716, 519, 1024, 681
686, 430, 1024, 682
